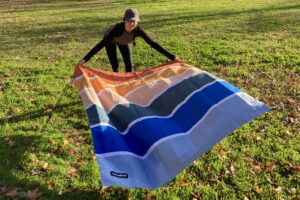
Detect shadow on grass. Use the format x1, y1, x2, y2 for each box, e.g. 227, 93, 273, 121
0, 134, 131, 200
0, 101, 81, 125
1, 3, 299, 53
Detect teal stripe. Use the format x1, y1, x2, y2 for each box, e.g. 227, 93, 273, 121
86, 73, 216, 130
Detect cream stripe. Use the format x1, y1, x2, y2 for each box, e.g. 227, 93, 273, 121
80, 87, 103, 109
80, 69, 202, 113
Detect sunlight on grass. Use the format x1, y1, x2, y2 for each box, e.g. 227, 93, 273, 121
0, 0, 299, 199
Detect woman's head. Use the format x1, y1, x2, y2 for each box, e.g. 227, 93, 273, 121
123, 8, 139, 33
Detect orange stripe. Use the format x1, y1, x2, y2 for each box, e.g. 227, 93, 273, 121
73, 61, 189, 85
74, 65, 193, 96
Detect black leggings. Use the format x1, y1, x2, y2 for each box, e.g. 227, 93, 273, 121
105, 43, 133, 72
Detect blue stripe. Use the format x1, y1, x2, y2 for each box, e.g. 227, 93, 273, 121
91, 81, 240, 156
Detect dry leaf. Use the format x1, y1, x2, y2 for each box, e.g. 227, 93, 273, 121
0, 185, 8, 194
292, 166, 300, 174
204, 164, 211, 172
42, 162, 49, 170
289, 112, 300, 118
48, 182, 55, 190
50, 147, 59, 153
265, 162, 276, 171
4, 137, 15, 146
66, 168, 77, 175
179, 178, 189, 186
255, 186, 263, 193
23, 138, 31, 145
253, 165, 261, 173
26, 188, 42, 200
5, 188, 20, 198
62, 139, 69, 148
32, 159, 40, 164
66, 149, 75, 155
4, 73, 12, 77
271, 186, 283, 196
262, 97, 271, 104
287, 98, 298, 105
230, 165, 236, 174
44, 108, 52, 114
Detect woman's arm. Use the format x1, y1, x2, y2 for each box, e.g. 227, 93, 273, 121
82, 23, 123, 62
137, 26, 175, 60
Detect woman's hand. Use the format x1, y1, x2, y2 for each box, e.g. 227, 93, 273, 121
76, 60, 85, 67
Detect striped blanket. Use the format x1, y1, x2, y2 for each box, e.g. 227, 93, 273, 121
73, 61, 269, 189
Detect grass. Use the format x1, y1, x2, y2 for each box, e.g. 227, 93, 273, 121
0, 0, 299, 199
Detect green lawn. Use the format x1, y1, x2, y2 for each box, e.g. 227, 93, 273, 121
0, 0, 299, 199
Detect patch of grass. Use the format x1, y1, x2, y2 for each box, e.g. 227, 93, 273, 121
0, 0, 299, 199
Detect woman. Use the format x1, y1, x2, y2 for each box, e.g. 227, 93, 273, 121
77, 8, 176, 72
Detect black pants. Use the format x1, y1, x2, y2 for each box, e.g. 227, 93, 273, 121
105, 42, 133, 72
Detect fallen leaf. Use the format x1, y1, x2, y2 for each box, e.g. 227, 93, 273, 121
32, 159, 40, 164
4, 73, 12, 77
50, 147, 59, 153
191, 191, 201, 200
5, 188, 20, 198
274, 186, 282, 193
230, 165, 236, 174
262, 97, 271, 104
66, 149, 74, 155
48, 182, 55, 190
42, 162, 49, 170
62, 139, 69, 148
22, 138, 31, 145
288, 112, 300, 118
287, 98, 298, 105
0, 185, 8, 194
179, 178, 189, 186
265, 162, 276, 171
101, 186, 110, 190
66, 168, 77, 175
26, 188, 42, 200
44, 108, 52, 114
292, 166, 300, 174
204, 164, 211, 172
4, 137, 15, 146
253, 165, 261, 173
255, 186, 263, 194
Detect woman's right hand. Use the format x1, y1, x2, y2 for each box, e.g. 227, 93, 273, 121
76, 60, 85, 67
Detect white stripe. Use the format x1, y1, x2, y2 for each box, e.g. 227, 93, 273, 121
80, 69, 204, 112
104, 70, 204, 114
79, 87, 104, 109
124, 68, 199, 98
90, 80, 219, 131
96, 92, 247, 159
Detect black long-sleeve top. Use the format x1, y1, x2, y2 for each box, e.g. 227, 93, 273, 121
83, 22, 175, 62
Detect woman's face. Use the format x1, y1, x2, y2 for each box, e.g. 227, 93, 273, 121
124, 20, 138, 33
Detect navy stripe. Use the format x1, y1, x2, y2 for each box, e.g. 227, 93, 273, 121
91, 81, 240, 156
86, 73, 215, 129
